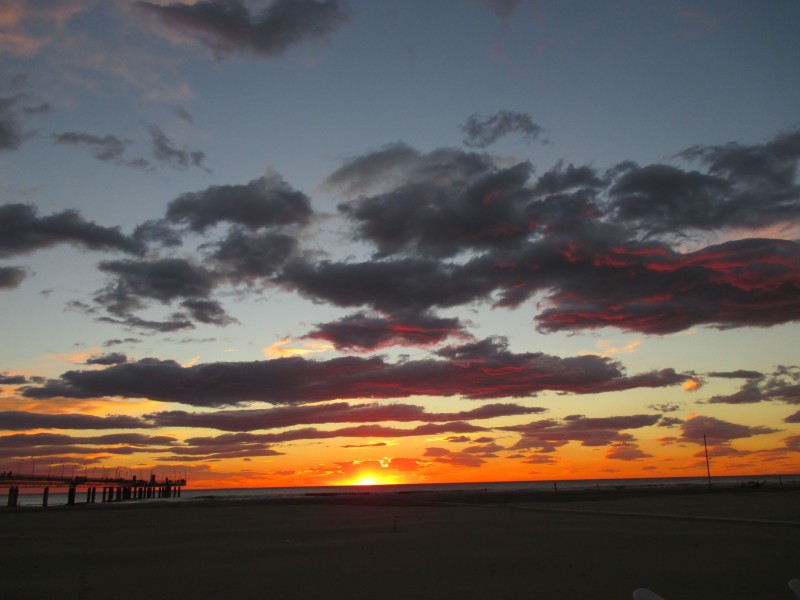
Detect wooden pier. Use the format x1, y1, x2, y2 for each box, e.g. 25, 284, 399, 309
1, 472, 186, 507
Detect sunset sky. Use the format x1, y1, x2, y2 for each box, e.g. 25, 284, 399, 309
1, 0, 799, 489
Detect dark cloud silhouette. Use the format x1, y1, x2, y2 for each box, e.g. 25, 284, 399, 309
303, 311, 469, 351
132, 219, 184, 248
22, 339, 688, 407
147, 124, 208, 171
166, 172, 312, 232
609, 129, 800, 235
502, 414, 661, 452
0, 203, 145, 258
605, 442, 653, 461
529, 237, 800, 334
96, 258, 219, 313
278, 255, 495, 313
679, 415, 779, 444
706, 365, 800, 405
0, 411, 149, 431
707, 369, 764, 379
323, 142, 421, 196
86, 352, 128, 366
461, 110, 544, 148
648, 403, 681, 413
337, 149, 536, 258
52, 131, 143, 167
785, 410, 800, 424
0, 266, 28, 289
0, 374, 28, 385
53, 126, 208, 172
97, 314, 195, 333
137, 0, 350, 60
0, 432, 177, 460
179, 298, 237, 326
281, 234, 800, 335
146, 401, 545, 432
207, 228, 299, 279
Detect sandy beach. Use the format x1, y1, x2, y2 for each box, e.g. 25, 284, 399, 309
1, 487, 798, 600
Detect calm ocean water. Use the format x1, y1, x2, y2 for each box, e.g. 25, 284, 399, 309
6, 474, 798, 507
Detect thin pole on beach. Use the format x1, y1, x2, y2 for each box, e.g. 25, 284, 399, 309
703, 434, 712, 488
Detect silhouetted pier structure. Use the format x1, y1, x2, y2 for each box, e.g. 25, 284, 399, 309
1, 472, 186, 507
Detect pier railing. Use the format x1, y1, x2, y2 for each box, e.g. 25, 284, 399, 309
1, 472, 186, 508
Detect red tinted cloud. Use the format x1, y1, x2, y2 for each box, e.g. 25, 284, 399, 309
304, 311, 469, 351
24, 338, 689, 407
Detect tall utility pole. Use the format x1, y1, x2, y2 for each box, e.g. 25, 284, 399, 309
703, 434, 712, 488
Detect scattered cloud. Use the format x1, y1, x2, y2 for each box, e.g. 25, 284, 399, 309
706, 366, 800, 405
136, 0, 351, 61
502, 414, 661, 452
0, 203, 145, 258
678, 414, 779, 444
460, 110, 545, 148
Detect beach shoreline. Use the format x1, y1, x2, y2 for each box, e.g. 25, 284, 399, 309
2, 485, 798, 599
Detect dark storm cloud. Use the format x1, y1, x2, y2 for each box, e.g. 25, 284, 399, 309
785, 410, 800, 423
166, 173, 312, 232
528, 237, 800, 334
136, 0, 350, 60
679, 415, 779, 444
502, 414, 661, 452
22, 338, 688, 407
280, 232, 800, 335
180, 298, 237, 326
146, 401, 545, 432
0, 266, 28, 289
85, 352, 128, 366
609, 128, 800, 234
96, 258, 218, 308
706, 366, 800, 405
0, 411, 149, 431
313, 130, 800, 335
303, 311, 469, 351
323, 142, 421, 196
0, 203, 145, 258
147, 124, 208, 171
460, 110, 544, 148
132, 219, 184, 248
207, 228, 299, 279
278, 255, 501, 313
337, 149, 536, 258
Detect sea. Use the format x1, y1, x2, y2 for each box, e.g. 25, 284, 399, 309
5, 474, 798, 508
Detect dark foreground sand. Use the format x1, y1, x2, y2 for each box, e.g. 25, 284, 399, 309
1, 487, 798, 600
